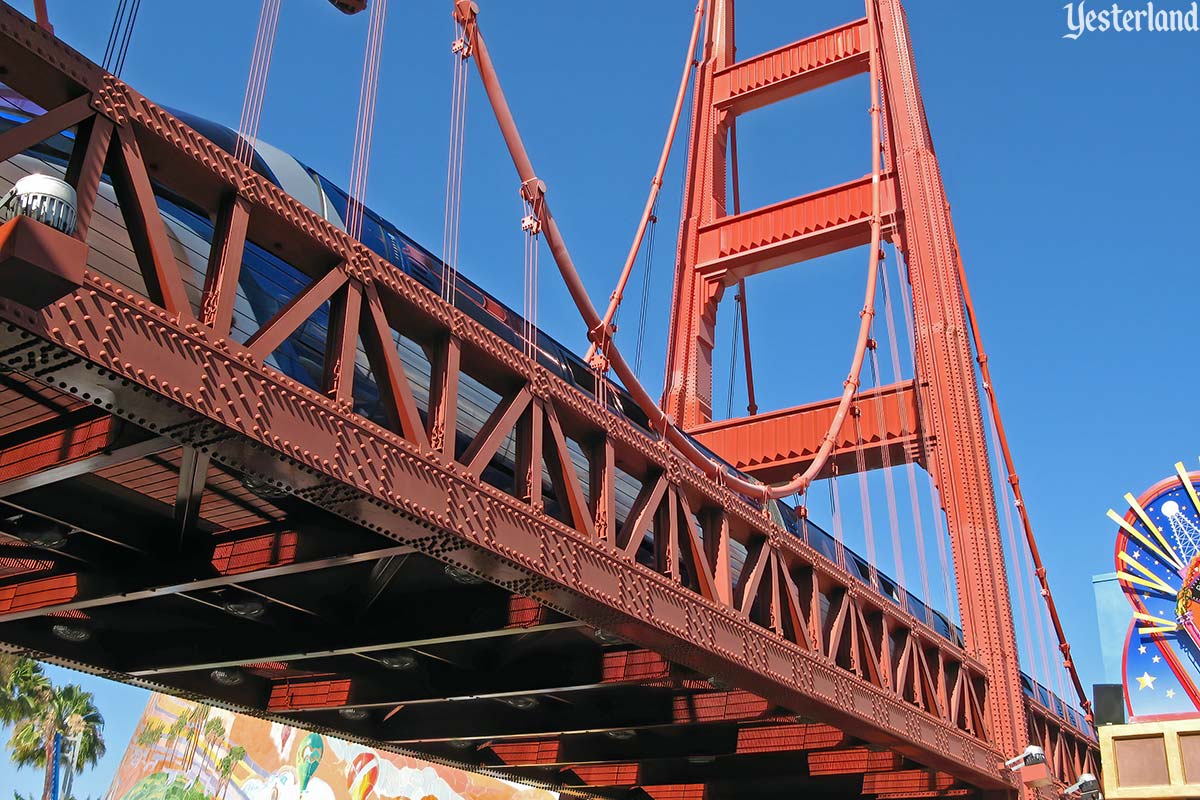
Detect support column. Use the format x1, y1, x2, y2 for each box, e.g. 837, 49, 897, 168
875, 0, 1027, 766
662, 0, 733, 429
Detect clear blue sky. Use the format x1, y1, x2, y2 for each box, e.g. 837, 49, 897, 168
5, 0, 1200, 794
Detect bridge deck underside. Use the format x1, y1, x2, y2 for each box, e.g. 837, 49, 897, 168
0, 375, 961, 800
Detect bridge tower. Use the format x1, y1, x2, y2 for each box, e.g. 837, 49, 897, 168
663, 0, 1028, 761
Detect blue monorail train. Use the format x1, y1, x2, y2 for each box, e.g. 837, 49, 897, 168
0, 99, 1085, 731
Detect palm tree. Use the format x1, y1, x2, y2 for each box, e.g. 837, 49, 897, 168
0, 657, 48, 724
164, 715, 187, 769
6, 682, 105, 800
202, 717, 226, 767
134, 720, 165, 771
215, 745, 245, 800
182, 705, 211, 771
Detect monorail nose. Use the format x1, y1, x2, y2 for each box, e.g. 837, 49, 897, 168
328, 0, 368, 13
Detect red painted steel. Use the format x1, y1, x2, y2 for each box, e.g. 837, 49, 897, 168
735, 722, 845, 753
808, 746, 902, 775
490, 739, 561, 766
874, 0, 1032, 765
0, 413, 116, 483
689, 380, 921, 482
210, 531, 298, 575
568, 764, 639, 786
0, 573, 76, 614
643, 786, 705, 800
0, 215, 88, 307
713, 19, 871, 114
862, 769, 956, 794
695, 174, 897, 282
267, 677, 353, 711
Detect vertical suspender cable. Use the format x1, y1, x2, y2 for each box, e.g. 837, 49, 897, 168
986, 392, 1046, 687
102, 0, 130, 71
853, 413, 879, 574
830, 467, 847, 568
893, 243, 957, 626
725, 298, 740, 418
952, 244, 1093, 719
867, 337, 907, 596
521, 186, 543, 360
443, 22, 471, 304
235, 0, 283, 167
102, 0, 141, 78
347, 0, 388, 241
852, 0, 886, 596
728, 121, 757, 416
112, 0, 141, 79
632, 201, 659, 376
879, 252, 932, 621
586, 0, 706, 364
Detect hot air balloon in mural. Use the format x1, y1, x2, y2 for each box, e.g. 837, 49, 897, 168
296, 732, 324, 793
348, 751, 380, 800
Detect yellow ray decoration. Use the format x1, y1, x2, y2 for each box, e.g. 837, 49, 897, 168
1117, 571, 1175, 596
1135, 613, 1178, 637
1126, 492, 1185, 569
1109, 508, 1184, 571
1138, 625, 1178, 635
1118, 552, 1175, 594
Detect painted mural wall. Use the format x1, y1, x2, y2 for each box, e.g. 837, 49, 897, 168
105, 693, 558, 800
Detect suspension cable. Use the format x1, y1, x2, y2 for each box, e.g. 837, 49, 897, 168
632, 202, 658, 376
521, 183, 543, 361
101, 0, 129, 70
442, 21, 471, 304
986, 383, 1045, 687
725, 294, 740, 418
347, 0, 389, 241
853, 410, 878, 572
728, 120, 757, 416
235, 0, 283, 167
456, 1, 887, 502
867, 334, 907, 596
952, 244, 1093, 719
113, 0, 141, 79
102, 0, 142, 78
879, 245, 932, 621
892, 240, 957, 626
585, 0, 705, 365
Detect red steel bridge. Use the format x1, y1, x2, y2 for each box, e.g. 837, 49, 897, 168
0, 1, 1098, 798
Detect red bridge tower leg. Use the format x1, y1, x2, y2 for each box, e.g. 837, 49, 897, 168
664, 0, 1028, 771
